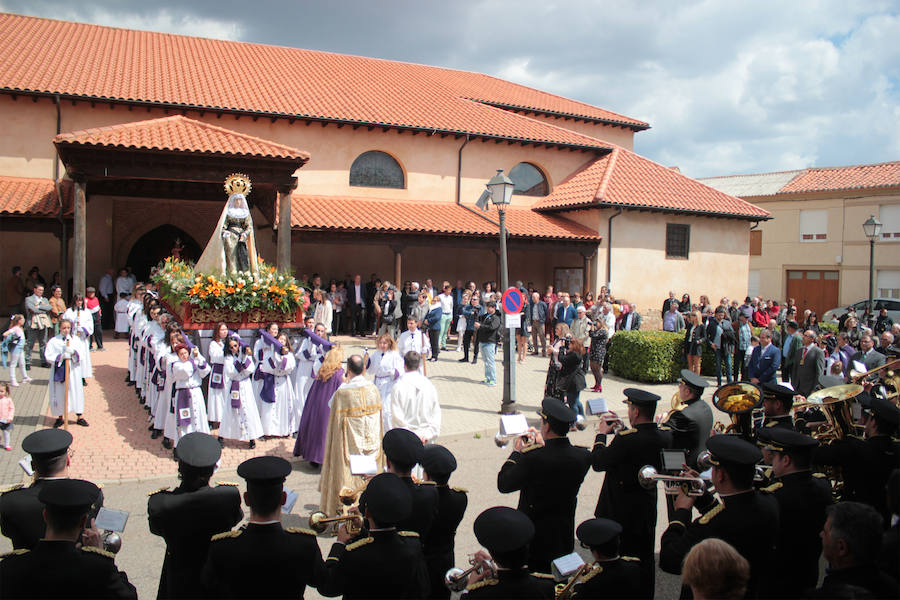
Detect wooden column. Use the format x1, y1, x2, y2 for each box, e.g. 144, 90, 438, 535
276, 185, 294, 272
582, 249, 597, 295
73, 180, 87, 298
391, 245, 405, 287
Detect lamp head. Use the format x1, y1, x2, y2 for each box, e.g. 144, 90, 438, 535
862, 214, 882, 240
487, 169, 514, 208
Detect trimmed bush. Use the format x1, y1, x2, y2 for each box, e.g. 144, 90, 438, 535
819, 322, 838, 335
608, 330, 684, 383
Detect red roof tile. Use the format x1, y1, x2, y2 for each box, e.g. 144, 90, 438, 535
0, 176, 71, 216
291, 195, 600, 241
54, 115, 310, 161
0, 13, 630, 150
778, 161, 900, 194
532, 147, 770, 219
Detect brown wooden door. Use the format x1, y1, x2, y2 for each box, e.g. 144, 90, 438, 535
786, 270, 839, 317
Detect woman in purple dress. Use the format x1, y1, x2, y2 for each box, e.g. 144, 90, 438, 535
293, 345, 345, 468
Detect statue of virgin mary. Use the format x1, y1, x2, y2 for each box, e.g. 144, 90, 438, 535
195, 174, 260, 277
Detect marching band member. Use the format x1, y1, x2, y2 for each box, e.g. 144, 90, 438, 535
44, 319, 88, 428
666, 370, 713, 469
206, 323, 230, 427
569, 518, 641, 599
760, 383, 796, 430
381, 428, 438, 538
420, 445, 467, 600
368, 333, 404, 431
257, 332, 296, 437
162, 343, 211, 446
220, 335, 263, 450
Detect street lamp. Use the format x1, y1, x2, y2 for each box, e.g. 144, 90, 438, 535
487, 169, 517, 414
862, 214, 882, 320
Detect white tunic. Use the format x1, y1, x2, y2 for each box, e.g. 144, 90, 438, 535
153, 347, 177, 431
114, 299, 130, 333
144, 322, 166, 415
291, 336, 326, 427
389, 371, 441, 443
163, 356, 211, 444
206, 339, 227, 423
397, 329, 431, 374
62, 308, 93, 378
45, 335, 85, 416
257, 350, 296, 437
219, 354, 264, 442
367, 349, 404, 431
130, 313, 148, 386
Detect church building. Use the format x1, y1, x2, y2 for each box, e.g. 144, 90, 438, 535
0, 13, 769, 313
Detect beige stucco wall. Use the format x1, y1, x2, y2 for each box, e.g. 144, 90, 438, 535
749, 190, 900, 305
524, 113, 636, 151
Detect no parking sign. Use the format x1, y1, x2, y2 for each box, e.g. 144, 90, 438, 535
501, 287, 524, 328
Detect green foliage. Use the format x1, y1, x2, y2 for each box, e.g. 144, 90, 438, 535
608, 330, 684, 383
819, 322, 838, 335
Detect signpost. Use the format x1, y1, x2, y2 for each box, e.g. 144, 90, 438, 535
500, 287, 523, 413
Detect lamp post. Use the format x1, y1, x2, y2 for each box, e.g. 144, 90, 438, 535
487, 169, 517, 414
862, 214, 882, 322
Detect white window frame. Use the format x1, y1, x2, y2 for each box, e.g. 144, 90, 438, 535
748, 270, 761, 299
799, 209, 827, 242
877, 270, 900, 300
879, 204, 900, 242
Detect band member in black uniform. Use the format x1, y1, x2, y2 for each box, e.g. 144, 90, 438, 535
760, 382, 796, 430
463, 506, 555, 599
591, 388, 672, 598
813, 396, 900, 524
569, 518, 641, 600
420, 444, 467, 600
757, 428, 832, 597
0, 479, 136, 599
659, 435, 779, 598
319, 472, 429, 599
0, 429, 103, 550
202, 456, 324, 599
148, 432, 243, 599
382, 428, 438, 537
666, 370, 713, 469
497, 397, 591, 574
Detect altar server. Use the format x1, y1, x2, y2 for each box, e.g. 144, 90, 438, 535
44, 319, 88, 428
220, 335, 264, 449
257, 332, 296, 437
163, 344, 211, 446
368, 333, 404, 431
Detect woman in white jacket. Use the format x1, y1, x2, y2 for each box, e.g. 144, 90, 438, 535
313, 289, 333, 334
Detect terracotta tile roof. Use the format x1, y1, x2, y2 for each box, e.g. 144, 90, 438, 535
53, 115, 310, 161
291, 195, 600, 241
0, 176, 71, 217
532, 147, 770, 220
0, 13, 629, 150
777, 161, 900, 194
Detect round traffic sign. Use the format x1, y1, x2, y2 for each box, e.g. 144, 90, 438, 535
501, 287, 524, 313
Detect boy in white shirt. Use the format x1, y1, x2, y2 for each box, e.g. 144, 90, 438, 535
114, 293, 130, 338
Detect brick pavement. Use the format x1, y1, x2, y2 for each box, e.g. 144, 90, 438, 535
0, 364, 51, 487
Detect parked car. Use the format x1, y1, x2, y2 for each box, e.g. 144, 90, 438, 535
822, 298, 900, 324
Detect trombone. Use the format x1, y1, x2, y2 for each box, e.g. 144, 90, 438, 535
850, 358, 900, 384
637, 465, 706, 496
445, 555, 497, 592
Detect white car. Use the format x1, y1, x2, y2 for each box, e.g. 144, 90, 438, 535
822, 298, 900, 324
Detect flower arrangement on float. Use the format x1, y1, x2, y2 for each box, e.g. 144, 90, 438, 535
152, 257, 308, 327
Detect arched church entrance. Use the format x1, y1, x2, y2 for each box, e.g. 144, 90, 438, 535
126, 225, 202, 281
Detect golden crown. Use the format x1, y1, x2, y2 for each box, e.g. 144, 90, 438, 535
224, 173, 252, 197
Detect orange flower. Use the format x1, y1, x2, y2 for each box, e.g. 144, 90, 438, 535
236, 282, 245, 289
226, 287, 235, 294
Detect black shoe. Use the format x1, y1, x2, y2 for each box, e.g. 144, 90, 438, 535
127, 381, 135, 386
218, 437, 225, 447
26, 364, 32, 371
148, 424, 155, 431
248, 440, 256, 450
458, 357, 468, 362
471, 358, 478, 364
82, 379, 87, 386
151, 429, 161, 439
75, 418, 89, 427
162, 438, 173, 450
41, 362, 50, 368
53, 417, 64, 428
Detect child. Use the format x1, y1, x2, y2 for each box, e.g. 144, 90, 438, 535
2, 315, 30, 386
0, 382, 13, 450
113, 292, 130, 339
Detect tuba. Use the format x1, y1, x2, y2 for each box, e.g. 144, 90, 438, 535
712, 382, 762, 441
796, 384, 863, 443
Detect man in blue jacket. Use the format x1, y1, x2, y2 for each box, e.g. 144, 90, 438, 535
747, 329, 781, 386
423, 299, 443, 362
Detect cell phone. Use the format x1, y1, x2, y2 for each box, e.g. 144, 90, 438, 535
661, 449, 687, 473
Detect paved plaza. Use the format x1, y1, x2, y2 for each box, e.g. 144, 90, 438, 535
1, 332, 711, 598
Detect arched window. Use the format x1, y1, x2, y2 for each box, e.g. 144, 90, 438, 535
349, 151, 405, 189
509, 162, 549, 196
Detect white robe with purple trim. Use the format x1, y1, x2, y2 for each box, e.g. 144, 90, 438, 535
62, 308, 93, 378
163, 356, 211, 444
219, 354, 264, 442
154, 348, 177, 431
206, 339, 227, 423
45, 335, 85, 416
257, 349, 296, 437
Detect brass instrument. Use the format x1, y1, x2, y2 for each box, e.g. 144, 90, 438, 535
494, 430, 540, 450
660, 391, 687, 424
445, 556, 497, 592
308, 510, 364, 536
555, 563, 594, 600
100, 531, 122, 554
638, 465, 706, 496
850, 358, 900, 384
795, 384, 864, 443
712, 382, 762, 441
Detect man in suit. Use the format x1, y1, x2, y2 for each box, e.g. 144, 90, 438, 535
497, 398, 591, 573
618, 304, 642, 331
23, 283, 52, 369
710, 306, 734, 386
747, 329, 781, 386
850, 334, 886, 374
792, 329, 826, 398
365, 274, 379, 334
781, 321, 802, 383
347, 274, 366, 336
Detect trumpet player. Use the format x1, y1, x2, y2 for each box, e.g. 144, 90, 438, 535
667, 370, 713, 470
462, 507, 555, 598
659, 435, 779, 599
420, 445, 467, 600
568, 518, 641, 600
497, 398, 591, 574
812, 396, 900, 525
382, 428, 438, 537
591, 388, 671, 598
201, 456, 325, 598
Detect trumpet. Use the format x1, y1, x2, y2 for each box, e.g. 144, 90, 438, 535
445, 556, 497, 592
555, 563, 594, 600
100, 530, 122, 554
638, 465, 706, 496
494, 431, 539, 449
598, 414, 624, 433
308, 510, 364, 536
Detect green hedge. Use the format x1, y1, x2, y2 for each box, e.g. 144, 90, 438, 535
608, 330, 684, 383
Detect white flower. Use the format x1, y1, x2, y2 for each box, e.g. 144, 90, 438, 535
251, 292, 257, 297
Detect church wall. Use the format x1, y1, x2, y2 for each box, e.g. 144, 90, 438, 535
0, 229, 65, 298
524, 114, 636, 150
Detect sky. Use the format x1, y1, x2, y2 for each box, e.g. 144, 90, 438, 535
2, 0, 898, 178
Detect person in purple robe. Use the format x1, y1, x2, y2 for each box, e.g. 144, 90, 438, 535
293, 345, 345, 468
